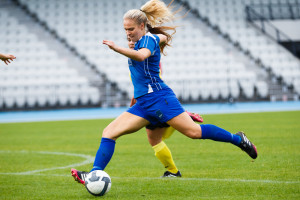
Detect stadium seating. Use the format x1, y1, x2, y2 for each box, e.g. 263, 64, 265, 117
16, 0, 266, 102
0, 8, 100, 109
186, 0, 300, 95
3, 0, 299, 110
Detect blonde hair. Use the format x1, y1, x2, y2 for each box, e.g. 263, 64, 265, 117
123, 0, 179, 55
141, 0, 175, 26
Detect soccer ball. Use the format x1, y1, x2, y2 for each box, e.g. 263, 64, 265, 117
85, 170, 111, 196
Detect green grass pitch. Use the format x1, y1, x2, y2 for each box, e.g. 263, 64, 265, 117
0, 111, 299, 200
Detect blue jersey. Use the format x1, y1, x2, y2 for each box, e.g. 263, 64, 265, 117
128, 32, 169, 98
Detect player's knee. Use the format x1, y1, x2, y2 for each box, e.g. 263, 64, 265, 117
149, 137, 162, 146
102, 126, 123, 140
102, 127, 109, 138
102, 126, 114, 139
185, 129, 202, 139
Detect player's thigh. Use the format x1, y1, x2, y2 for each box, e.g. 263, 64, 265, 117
103, 112, 150, 140
167, 112, 202, 139
146, 128, 167, 146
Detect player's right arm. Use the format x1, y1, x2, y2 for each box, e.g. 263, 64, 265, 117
103, 40, 151, 62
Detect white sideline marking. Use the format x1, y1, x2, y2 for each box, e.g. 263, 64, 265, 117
0, 150, 298, 184
0, 150, 94, 175
0, 173, 298, 185
113, 177, 300, 184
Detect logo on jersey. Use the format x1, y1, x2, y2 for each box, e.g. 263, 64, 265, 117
148, 84, 153, 93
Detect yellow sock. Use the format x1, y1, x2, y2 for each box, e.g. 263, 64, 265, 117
162, 126, 176, 140
153, 141, 178, 174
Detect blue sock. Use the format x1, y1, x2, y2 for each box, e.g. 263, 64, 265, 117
200, 124, 241, 146
90, 137, 116, 172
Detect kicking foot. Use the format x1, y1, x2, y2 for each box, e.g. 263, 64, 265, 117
71, 168, 89, 185
186, 111, 204, 123
162, 170, 182, 178
236, 132, 258, 159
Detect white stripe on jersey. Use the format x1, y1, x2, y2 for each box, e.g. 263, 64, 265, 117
143, 33, 161, 91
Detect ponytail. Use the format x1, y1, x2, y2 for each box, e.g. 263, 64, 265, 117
123, 0, 179, 55
140, 0, 175, 27
146, 24, 176, 55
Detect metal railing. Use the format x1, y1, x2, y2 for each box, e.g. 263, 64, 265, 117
247, 3, 300, 20
245, 5, 297, 56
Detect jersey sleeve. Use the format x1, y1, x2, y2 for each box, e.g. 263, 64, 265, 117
138, 35, 157, 55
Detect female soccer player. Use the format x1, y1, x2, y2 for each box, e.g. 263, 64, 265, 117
71, 0, 257, 184
0, 53, 16, 65
128, 36, 204, 177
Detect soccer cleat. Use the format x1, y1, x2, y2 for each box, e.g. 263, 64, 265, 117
186, 111, 204, 123
71, 168, 89, 185
236, 132, 258, 159
162, 170, 182, 178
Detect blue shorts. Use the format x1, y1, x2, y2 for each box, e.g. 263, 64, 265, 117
127, 88, 185, 126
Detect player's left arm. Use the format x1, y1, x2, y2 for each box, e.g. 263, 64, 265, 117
157, 34, 167, 45
103, 40, 151, 62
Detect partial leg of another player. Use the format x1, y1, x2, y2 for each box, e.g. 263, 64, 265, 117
147, 111, 204, 178
146, 127, 181, 177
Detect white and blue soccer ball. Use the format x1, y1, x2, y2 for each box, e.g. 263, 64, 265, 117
85, 170, 111, 196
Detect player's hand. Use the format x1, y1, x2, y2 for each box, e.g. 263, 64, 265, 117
103, 40, 117, 51
0, 54, 16, 65
130, 97, 136, 107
